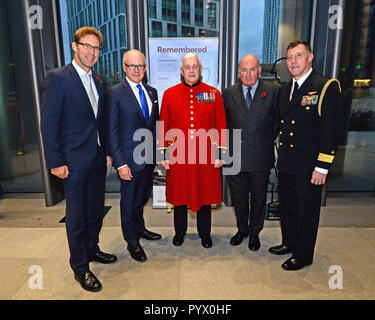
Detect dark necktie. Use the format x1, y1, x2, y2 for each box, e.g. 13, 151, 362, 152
246, 86, 253, 109
137, 84, 149, 124
291, 81, 299, 100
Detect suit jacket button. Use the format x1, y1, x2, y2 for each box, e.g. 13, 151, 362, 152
290, 144, 294, 148
290, 132, 294, 136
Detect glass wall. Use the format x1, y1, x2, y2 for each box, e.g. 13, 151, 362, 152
0, 0, 43, 192
59, 0, 129, 192
327, 0, 375, 192
238, 0, 312, 197
60, 0, 127, 86
148, 0, 220, 38
1, 0, 373, 195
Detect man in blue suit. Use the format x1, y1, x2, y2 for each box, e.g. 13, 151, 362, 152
106, 49, 161, 263
41, 27, 117, 292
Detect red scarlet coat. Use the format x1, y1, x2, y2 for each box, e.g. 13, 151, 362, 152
158, 81, 227, 212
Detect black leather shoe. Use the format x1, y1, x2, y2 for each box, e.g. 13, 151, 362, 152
201, 237, 213, 248
173, 235, 184, 246
74, 271, 102, 292
127, 244, 147, 262
268, 244, 292, 255
140, 229, 162, 241
281, 257, 311, 271
89, 250, 118, 264
230, 232, 247, 246
248, 235, 260, 251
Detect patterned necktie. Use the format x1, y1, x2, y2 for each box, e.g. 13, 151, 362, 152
86, 73, 100, 146
246, 86, 253, 109
291, 81, 299, 100
136, 84, 149, 124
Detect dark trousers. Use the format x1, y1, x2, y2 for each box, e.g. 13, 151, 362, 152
120, 164, 154, 246
64, 146, 106, 275
278, 173, 323, 265
174, 205, 211, 239
229, 170, 270, 236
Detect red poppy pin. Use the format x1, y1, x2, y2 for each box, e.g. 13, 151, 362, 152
96, 76, 103, 84
261, 91, 267, 98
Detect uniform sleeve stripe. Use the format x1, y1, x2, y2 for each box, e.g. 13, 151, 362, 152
318, 153, 335, 163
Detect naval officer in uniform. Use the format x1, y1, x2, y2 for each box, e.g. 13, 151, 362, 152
268, 40, 344, 270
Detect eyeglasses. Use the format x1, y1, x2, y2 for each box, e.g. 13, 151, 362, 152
124, 64, 145, 70
76, 42, 101, 52
182, 65, 200, 71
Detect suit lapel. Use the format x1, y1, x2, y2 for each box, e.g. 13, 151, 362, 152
67, 63, 96, 119
92, 72, 105, 117
233, 82, 248, 118
121, 79, 147, 123
246, 80, 264, 119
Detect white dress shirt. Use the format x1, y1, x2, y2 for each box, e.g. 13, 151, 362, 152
126, 77, 152, 116
72, 59, 99, 109
72, 59, 101, 146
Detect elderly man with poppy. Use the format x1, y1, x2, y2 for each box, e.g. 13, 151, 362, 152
222, 54, 279, 251
158, 53, 227, 249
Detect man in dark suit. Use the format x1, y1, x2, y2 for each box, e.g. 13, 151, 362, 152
41, 27, 117, 292
223, 54, 279, 251
106, 49, 161, 263
268, 40, 343, 271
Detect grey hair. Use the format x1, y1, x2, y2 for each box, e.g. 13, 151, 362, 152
123, 49, 146, 65
180, 53, 202, 69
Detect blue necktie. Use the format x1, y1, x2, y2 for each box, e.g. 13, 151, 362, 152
137, 84, 149, 124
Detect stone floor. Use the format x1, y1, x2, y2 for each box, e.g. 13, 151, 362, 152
0, 194, 374, 301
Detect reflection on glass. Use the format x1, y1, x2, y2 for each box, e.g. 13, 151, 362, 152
148, 0, 220, 38
61, 0, 127, 86
0, 1, 43, 192
328, 0, 375, 192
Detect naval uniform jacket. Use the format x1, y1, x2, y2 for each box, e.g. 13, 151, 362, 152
277, 70, 343, 176
158, 81, 227, 212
